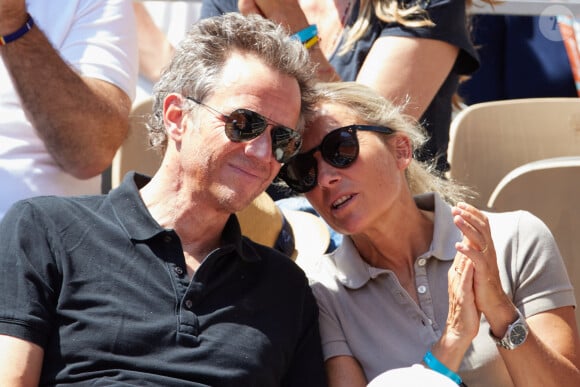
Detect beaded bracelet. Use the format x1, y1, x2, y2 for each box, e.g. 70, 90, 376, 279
423, 350, 464, 385
0, 13, 35, 46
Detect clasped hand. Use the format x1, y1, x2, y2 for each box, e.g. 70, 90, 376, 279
440, 203, 515, 355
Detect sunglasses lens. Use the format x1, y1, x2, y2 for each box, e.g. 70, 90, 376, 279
278, 127, 360, 192
225, 109, 267, 142
322, 128, 358, 167
279, 151, 317, 193
271, 127, 303, 163
224, 109, 301, 163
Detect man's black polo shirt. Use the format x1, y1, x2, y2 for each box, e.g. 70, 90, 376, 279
0, 173, 326, 386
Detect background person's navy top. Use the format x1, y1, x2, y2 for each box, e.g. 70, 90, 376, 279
459, 14, 577, 104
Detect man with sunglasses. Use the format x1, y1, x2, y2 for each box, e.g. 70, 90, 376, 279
0, 12, 326, 386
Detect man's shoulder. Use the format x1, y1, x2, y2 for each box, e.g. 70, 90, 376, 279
4, 194, 107, 224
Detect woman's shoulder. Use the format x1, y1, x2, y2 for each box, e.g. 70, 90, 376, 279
486, 209, 559, 261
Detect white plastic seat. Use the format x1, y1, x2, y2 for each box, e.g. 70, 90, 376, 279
448, 98, 580, 208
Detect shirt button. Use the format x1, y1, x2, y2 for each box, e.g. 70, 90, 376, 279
184, 299, 193, 309
417, 285, 427, 294
174, 266, 184, 276
417, 258, 427, 267
163, 234, 173, 243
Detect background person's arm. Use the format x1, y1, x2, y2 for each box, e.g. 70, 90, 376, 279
356, 36, 458, 120
133, 1, 175, 84
0, 1, 136, 179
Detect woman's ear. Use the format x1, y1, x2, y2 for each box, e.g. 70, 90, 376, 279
392, 134, 413, 170
163, 94, 187, 142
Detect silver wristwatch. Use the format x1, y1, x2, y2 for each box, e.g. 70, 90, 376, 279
489, 308, 529, 350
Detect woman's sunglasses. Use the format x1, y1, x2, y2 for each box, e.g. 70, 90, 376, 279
278, 125, 394, 193
186, 97, 302, 163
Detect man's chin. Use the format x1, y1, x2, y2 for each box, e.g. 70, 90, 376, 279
215, 185, 266, 213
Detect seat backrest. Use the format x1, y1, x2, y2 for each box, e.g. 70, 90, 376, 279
448, 98, 580, 208
111, 97, 161, 188
487, 156, 580, 332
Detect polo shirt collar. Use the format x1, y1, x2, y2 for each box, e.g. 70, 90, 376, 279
331, 192, 462, 289
109, 172, 250, 260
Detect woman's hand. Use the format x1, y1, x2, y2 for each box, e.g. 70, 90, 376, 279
447, 254, 481, 342
452, 202, 518, 336
431, 251, 480, 371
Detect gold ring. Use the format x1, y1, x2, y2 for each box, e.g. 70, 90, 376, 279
480, 244, 488, 254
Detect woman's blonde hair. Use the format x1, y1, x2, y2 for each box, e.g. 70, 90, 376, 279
311, 82, 474, 204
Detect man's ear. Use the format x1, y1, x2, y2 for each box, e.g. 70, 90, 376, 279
163, 94, 187, 142
393, 134, 413, 170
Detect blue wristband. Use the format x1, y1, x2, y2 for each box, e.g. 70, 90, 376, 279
0, 14, 34, 46
292, 24, 318, 44
423, 350, 463, 385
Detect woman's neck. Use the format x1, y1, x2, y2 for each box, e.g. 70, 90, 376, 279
351, 203, 434, 273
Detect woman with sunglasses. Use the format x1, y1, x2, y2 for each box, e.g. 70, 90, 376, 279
279, 82, 580, 386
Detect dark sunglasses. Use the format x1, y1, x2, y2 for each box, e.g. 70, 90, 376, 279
278, 125, 395, 193
186, 97, 302, 163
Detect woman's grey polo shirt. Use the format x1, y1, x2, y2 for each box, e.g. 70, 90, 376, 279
304, 192, 575, 387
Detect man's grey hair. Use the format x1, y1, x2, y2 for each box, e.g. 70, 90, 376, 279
148, 12, 317, 154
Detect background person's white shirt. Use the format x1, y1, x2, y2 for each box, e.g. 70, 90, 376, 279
0, 0, 138, 220
135, 0, 202, 103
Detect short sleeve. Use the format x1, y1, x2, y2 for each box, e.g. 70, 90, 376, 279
60, 0, 138, 100
311, 282, 354, 361
513, 211, 576, 315
490, 210, 576, 317
0, 200, 62, 348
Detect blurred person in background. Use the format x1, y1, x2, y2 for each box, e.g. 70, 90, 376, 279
0, 0, 138, 220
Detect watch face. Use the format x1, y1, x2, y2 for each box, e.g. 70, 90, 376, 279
509, 324, 528, 346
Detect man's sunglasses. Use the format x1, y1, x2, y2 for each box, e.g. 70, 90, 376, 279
278, 125, 395, 193
186, 97, 302, 163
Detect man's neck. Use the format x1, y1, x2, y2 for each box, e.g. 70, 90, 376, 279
139, 171, 230, 267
